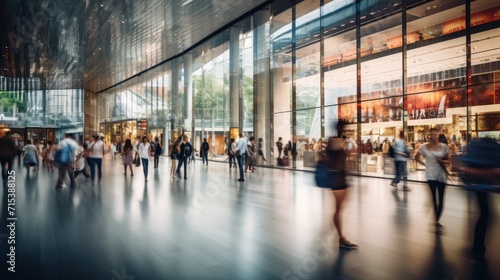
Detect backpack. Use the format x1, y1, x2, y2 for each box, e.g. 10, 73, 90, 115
55, 142, 72, 164
202, 142, 209, 152
184, 142, 192, 157
155, 143, 163, 155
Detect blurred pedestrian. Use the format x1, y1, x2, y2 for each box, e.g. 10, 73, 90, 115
415, 128, 450, 230
327, 119, 357, 249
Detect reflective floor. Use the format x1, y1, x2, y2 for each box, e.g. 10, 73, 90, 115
1, 156, 499, 280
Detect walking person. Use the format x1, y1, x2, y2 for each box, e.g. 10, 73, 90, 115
122, 139, 134, 176
88, 135, 106, 182
176, 135, 193, 179
138, 136, 151, 181
47, 140, 57, 172
23, 140, 39, 174
246, 136, 256, 173
74, 143, 90, 179
229, 138, 237, 170
55, 133, 79, 188
460, 138, 500, 259
257, 137, 267, 163
415, 128, 450, 230
170, 140, 180, 179
0, 131, 16, 183
327, 119, 358, 249
153, 137, 163, 168
110, 142, 116, 160
236, 132, 248, 181
276, 137, 283, 159
390, 131, 410, 191
201, 138, 209, 166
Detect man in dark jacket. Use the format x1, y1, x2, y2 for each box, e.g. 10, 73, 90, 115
0, 131, 17, 184
176, 135, 192, 179
201, 138, 209, 166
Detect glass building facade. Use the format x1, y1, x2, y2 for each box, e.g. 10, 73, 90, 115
88, 0, 500, 181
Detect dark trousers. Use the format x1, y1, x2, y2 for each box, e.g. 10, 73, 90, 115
89, 158, 103, 180
74, 167, 89, 179
142, 158, 149, 178
1, 157, 14, 181
154, 154, 160, 168
473, 191, 489, 256
176, 156, 187, 178
229, 154, 236, 168
392, 160, 407, 184
56, 162, 76, 187
202, 151, 208, 165
428, 180, 446, 222
237, 154, 245, 179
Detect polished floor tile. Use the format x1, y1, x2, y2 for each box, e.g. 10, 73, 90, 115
1, 156, 499, 280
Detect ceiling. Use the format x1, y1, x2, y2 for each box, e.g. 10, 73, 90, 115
0, 0, 267, 93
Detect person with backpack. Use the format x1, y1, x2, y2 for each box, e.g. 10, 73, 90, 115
55, 133, 79, 189
176, 135, 192, 180
152, 136, 163, 169
325, 119, 358, 249
201, 138, 209, 166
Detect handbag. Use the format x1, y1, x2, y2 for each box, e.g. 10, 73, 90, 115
315, 159, 345, 190
134, 155, 141, 167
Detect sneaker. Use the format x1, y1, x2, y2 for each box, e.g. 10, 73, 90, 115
339, 239, 358, 249
237, 178, 245, 182
390, 182, 398, 188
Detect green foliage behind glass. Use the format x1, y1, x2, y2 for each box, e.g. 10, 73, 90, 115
0, 91, 25, 112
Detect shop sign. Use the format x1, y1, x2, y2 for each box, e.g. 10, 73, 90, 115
0, 114, 18, 121
409, 108, 445, 119
136, 119, 147, 130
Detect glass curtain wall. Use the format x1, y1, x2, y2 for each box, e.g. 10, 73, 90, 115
271, 4, 293, 167
93, 0, 500, 183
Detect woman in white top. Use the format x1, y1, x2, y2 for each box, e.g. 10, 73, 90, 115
415, 128, 450, 229
88, 135, 106, 181
138, 136, 151, 181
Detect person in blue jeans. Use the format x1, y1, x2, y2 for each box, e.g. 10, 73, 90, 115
137, 136, 151, 181
390, 131, 410, 191
236, 132, 248, 182
177, 135, 192, 179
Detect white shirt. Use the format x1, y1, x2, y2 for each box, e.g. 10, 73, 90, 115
138, 142, 151, 159
417, 143, 449, 183
89, 140, 106, 158
237, 137, 247, 154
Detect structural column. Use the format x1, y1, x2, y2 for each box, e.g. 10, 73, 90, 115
229, 26, 241, 136
171, 58, 179, 147
184, 53, 193, 135
253, 9, 271, 165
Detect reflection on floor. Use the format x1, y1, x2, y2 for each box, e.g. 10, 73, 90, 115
1, 156, 498, 280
